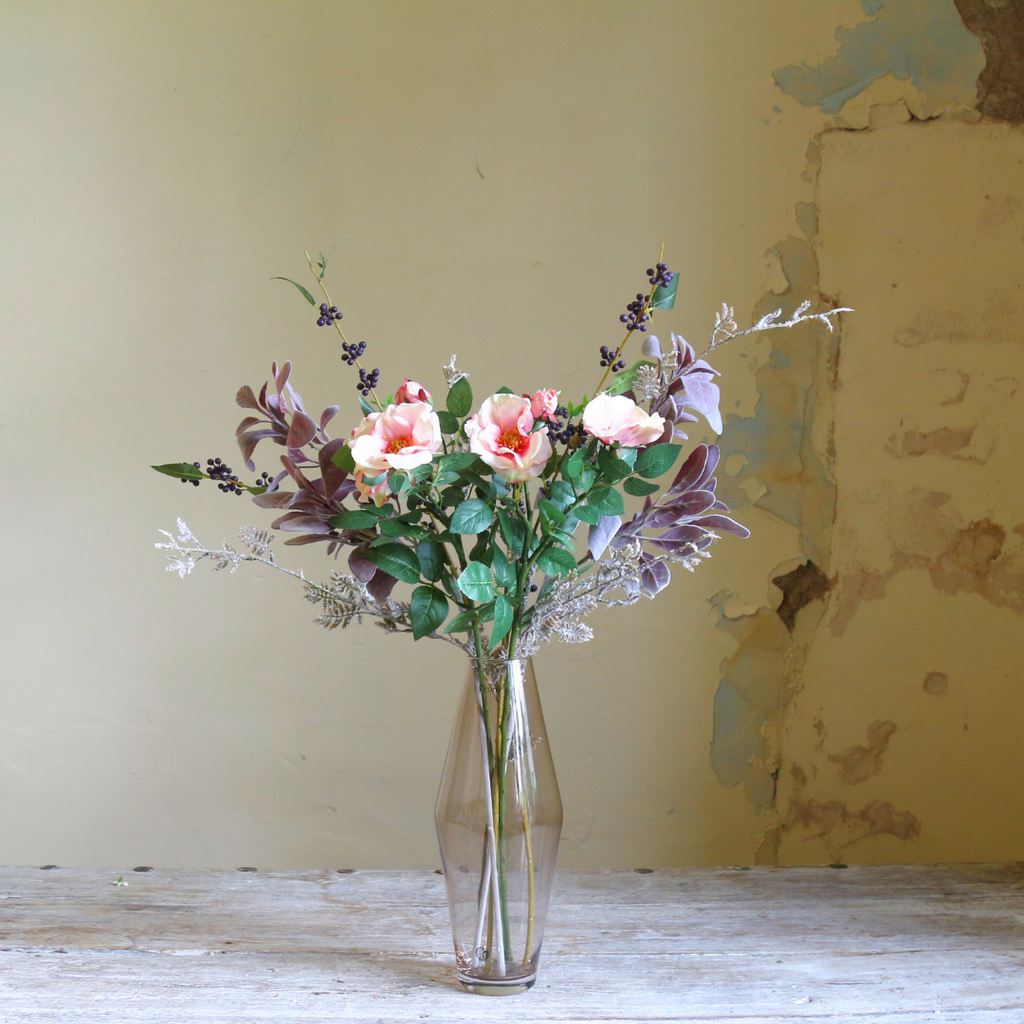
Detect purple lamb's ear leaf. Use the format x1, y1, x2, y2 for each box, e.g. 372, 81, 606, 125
252, 490, 295, 509
285, 411, 318, 451
236, 385, 261, 410
236, 415, 263, 436
320, 405, 340, 433
283, 533, 333, 546
692, 358, 719, 377
349, 547, 377, 583
670, 444, 708, 495
319, 438, 349, 498
271, 512, 331, 534
641, 334, 662, 360
674, 489, 718, 517
681, 374, 722, 434
275, 360, 291, 394
285, 379, 305, 414
366, 569, 398, 603
280, 455, 317, 494
658, 524, 712, 545
695, 444, 721, 490
238, 428, 279, 472
710, 499, 730, 512
697, 513, 750, 538
258, 381, 269, 408
645, 507, 682, 530
641, 558, 671, 596
588, 514, 622, 561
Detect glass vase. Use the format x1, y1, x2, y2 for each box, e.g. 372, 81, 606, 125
434, 656, 562, 995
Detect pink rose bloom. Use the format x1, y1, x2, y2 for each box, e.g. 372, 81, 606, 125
394, 379, 432, 404
354, 469, 390, 505
582, 393, 666, 448
529, 388, 559, 422
466, 393, 552, 481
348, 401, 442, 476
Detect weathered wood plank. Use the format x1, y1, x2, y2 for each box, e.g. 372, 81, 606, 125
0, 865, 1021, 1022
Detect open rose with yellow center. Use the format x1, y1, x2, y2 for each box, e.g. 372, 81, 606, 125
466, 393, 552, 481
582, 393, 666, 448
348, 401, 442, 500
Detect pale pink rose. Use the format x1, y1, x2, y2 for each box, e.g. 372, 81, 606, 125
394, 379, 432, 404
466, 393, 553, 481
348, 401, 442, 475
582, 393, 666, 448
529, 388, 559, 422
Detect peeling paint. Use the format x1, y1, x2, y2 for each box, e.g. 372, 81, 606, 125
955, 0, 1024, 121
828, 720, 897, 784
773, 0, 985, 118
772, 561, 832, 633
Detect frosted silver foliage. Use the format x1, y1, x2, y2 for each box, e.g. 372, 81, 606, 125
705, 299, 852, 356
442, 354, 469, 387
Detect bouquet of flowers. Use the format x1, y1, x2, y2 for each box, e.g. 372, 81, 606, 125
153, 249, 846, 993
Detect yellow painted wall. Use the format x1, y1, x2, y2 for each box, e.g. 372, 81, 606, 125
1, 1, 1019, 869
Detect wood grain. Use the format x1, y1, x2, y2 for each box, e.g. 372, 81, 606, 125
1, 865, 1022, 1021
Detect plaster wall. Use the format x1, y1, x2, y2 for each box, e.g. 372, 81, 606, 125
0, 0, 1019, 869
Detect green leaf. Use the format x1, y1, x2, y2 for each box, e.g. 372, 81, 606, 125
598, 446, 634, 482
410, 586, 448, 640
446, 377, 473, 418
623, 476, 661, 496
489, 594, 513, 649
450, 499, 494, 535
270, 276, 316, 306
468, 536, 493, 565
439, 485, 466, 508
587, 486, 625, 517
379, 517, 423, 538
328, 509, 378, 530
438, 452, 479, 472
574, 504, 601, 525
617, 447, 638, 470
565, 448, 585, 480
607, 359, 657, 397
456, 561, 494, 602
634, 443, 682, 479
497, 508, 526, 555
651, 274, 679, 310
436, 410, 460, 434
152, 462, 204, 481
538, 499, 566, 534
548, 480, 576, 511
358, 393, 374, 416
491, 545, 517, 589
330, 444, 356, 475
495, 386, 514, 395
537, 546, 577, 577
443, 609, 477, 635
578, 465, 597, 492
364, 543, 422, 584
415, 540, 444, 581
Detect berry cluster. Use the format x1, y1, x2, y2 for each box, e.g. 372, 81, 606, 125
180, 461, 202, 486
341, 340, 367, 366
599, 345, 626, 371
357, 367, 380, 396
545, 406, 582, 446
620, 293, 651, 332
316, 303, 342, 327
255, 471, 274, 490
207, 458, 246, 495
647, 263, 674, 288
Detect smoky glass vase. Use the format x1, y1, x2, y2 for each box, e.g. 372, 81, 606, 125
434, 656, 563, 995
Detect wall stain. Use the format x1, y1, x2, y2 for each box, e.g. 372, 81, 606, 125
955, 0, 1024, 122
828, 719, 897, 784
773, 561, 833, 633
938, 368, 970, 405
784, 763, 922, 863
924, 671, 950, 695
884, 424, 993, 463
774, 0, 985, 118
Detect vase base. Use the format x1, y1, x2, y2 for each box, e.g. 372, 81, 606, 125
457, 972, 535, 996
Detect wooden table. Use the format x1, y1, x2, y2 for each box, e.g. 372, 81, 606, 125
0, 864, 1022, 1022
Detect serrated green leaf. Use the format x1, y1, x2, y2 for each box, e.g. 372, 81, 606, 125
598, 446, 634, 482
497, 508, 526, 555
379, 517, 423, 538
495, 386, 514, 395
587, 485, 625, 517
152, 462, 204, 481
438, 452, 479, 472
468, 536, 493, 565
651, 274, 679, 310
617, 447, 638, 470
537, 546, 577, 577
358, 393, 374, 416
574, 504, 601, 525
623, 476, 661, 496
491, 545, 516, 589
410, 586, 448, 640
548, 480, 575, 511
443, 609, 477, 635
271, 277, 316, 306
456, 561, 494, 602
489, 594, 513, 649
565, 448, 585, 480
446, 377, 473, 418
578, 465, 597, 492
538, 499, 566, 534
415, 540, 444, 581
328, 509, 378, 530
634, 443, 682, 479
436, 410, 460, 434
450, 499, 494, 535
439, 485, 466, 508
364, 543, 421, 584
330, 444, 356, 475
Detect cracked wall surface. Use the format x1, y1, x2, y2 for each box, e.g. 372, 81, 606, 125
713, 0, 1024, 865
